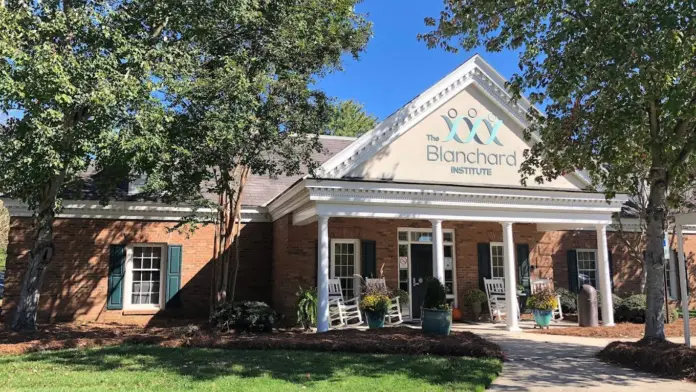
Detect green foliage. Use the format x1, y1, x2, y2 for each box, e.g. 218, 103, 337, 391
210, 301, 280, 333
463, 289, 487, 305
614, 294, 646, 323
598, 293, 624, 313
360, 293, 391, 316
392, 288, 409, 305
0, 248, 5, 273
555, 288, 577, 314
326, 100, 378, 137
295, 286, 318, 330
527, 288, 558, 311
0, 2, 188, 209
423, 0, 696, 339
423, 278, 449, 310
141, 1, 373, 216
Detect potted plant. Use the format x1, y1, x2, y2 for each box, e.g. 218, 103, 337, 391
421, 278, 451, 335
528, 287, 557, 329
360, 293, 391, 329
463, 289, 487, 321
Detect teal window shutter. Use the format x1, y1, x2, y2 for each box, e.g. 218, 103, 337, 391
516, 244, 531, 293
166, 245, 183, 308
107, 245, 125, 310
361, 240, 377, 278
567, 250, 579, 293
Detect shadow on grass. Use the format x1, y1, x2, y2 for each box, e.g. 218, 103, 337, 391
0, 345, 502, 388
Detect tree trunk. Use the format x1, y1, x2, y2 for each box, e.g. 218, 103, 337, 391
640, 267, 647, 294
644, 166, 668, 340
11, 205, 55, 331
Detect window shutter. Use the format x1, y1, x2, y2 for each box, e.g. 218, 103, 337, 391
567, 250, 579, 293
516, 243, 530, 293
361, 240, 377, 278
166, 245, 183, 308
107, 245, 125, 310
477, 243, 491, 291
607, 252, 614, 292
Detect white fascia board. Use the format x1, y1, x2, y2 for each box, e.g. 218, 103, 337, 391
2, 198, 269, 223
304, 179, 628, 209
313, 203, 612, 226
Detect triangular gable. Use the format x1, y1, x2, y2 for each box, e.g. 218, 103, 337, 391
318, 55, 589, 191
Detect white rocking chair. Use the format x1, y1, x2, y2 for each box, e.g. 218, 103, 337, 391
365, 278, 403, 325
328, 278, 362, 327
531, 279, 563, 321
483, 278, 519, 323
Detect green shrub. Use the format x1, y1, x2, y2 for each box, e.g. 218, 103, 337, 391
667, 305, 680, 324
423, 278, 448, 310
392, 288, 409, 305
295, 286, 317, 330
614, 294, 646, 323
528, 287, 558, 311
598, 293, 624, 312
211, 301, 280, 333
555, 288, 577, 314
463, 289, 487, 304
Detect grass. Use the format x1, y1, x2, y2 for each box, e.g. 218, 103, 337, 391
0, 247, 5, 272
0, 345, 502, 391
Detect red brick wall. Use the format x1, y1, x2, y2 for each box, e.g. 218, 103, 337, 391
271, 216, 696, 320
3, 218, 272, 324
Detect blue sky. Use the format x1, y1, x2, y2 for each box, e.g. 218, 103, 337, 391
316, 1, 522, 120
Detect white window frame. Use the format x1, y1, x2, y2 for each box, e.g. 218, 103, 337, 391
576, 249, 598, 289
396, 228, 457, 316
124, 243, 167, 310
490, 242, 505, 279
330, 239, 361, 300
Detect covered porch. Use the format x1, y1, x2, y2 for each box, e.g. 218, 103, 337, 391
268, 178, 629, 332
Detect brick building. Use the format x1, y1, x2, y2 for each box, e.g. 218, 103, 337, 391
3, 55, 694, 328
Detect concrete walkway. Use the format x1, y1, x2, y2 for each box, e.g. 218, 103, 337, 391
451, 324, 696, 391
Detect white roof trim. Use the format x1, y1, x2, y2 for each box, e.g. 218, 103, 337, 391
2, 199, 270, 223
267, 178, 628, 224
316, 54, 590, 188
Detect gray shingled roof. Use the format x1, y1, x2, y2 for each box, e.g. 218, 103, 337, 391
53, 135, 356, 207
241, 136, 355, 206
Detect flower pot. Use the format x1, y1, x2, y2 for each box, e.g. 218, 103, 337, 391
471, 302, 482, 321
452, 307, 463, 322
365, 311, 385, 329
421, 308, 452, 335
533, 309, 553, 328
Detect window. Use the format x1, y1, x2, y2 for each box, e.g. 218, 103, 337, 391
125, 245, 166, 309
577, 250, 598, 288
331, 240, 360, 300
490, 243, 505, 279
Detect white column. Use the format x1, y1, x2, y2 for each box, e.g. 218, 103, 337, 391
317, 216, 330, 333
431, 220, 445, 284
596, 224, 615, 326
501, 222, 520, 332
677, 225, 691, 347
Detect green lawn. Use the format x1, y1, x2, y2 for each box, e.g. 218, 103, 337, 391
0, 346, 502, 391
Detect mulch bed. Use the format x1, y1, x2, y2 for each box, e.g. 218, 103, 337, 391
529, 318, 696, 339
598, 338, 696, 382
0, 323, 505, 361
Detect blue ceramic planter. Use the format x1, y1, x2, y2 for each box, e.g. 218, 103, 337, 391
365, 311, 385, 329
421, 308, 452, 335
533, 309, 553, 328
